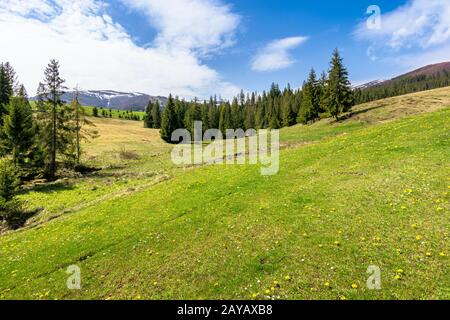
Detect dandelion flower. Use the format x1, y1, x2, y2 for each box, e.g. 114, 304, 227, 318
425, 252, 432, 257
415, 235, 422, 241
394, 275, 401, 280
439, 252, 446, 257
340, 296, 348, 300
284, 275, 291, 281
351, 283, 358, 289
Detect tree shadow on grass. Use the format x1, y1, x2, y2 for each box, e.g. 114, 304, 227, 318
19, 180, 76, 196
3, 207, 43, 230
332, 104, 386, 123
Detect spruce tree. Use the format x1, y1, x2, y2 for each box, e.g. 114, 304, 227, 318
219, 102, 232, 133
297, 68, 320, 124
151, 101, 162, 129
207, 97, 219, 129
160, 95, 178, 143
317, 71, 328, 115
184, 99, 202, 134
201, 101, 210, 131
0, 63, 17, 122
35, 59, 73, 179
230, 97, 243, 129
325, 49, 354, 120
297, 81, 313, 124
144, 102, 153, 128
0, 97, 35, 166
255, 93, 267, 129
268, 96, 281, 129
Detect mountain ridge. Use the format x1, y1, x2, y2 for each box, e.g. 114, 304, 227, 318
355, 61, 450, 90
32, 90, 167, 111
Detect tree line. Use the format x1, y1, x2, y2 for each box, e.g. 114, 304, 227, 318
0, 60, 95, 228
158, 49, 354, 142
354, 69, 450, 104
93, 106, 143, 121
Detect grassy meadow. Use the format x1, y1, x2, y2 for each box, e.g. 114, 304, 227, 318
0, 87, 449, 300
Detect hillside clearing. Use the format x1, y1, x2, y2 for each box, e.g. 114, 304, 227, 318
0, 88, 449, 300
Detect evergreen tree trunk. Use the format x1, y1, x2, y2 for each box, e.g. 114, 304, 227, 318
51, 89, 57, 179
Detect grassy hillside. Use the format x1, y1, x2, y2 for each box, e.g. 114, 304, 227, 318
0, 88, 449, 300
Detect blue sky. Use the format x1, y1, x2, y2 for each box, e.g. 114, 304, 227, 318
0, 0, 449, 99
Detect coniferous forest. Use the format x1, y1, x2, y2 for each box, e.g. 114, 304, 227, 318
156, 49, 354, 142
354, 68, 450, 104
0, 60, 97, 227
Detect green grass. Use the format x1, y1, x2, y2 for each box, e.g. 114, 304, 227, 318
82, 106, 145, 120
1, 105, 448, 300
29, 101, 145, 121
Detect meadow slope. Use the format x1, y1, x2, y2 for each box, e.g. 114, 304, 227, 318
0, 88, 449, 300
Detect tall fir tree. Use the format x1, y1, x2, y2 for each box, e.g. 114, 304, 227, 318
184, 99, 202, 134
144, 101, 153, 128
0, 96, 35, 167
230, 97, 243, 129
151, 101, 162, 129
255, 92, 267, 129
325, 49, 354, 120
317, 71, 328, 115
160, 95, 178, 143
219, 102, 232, 133
0, 62, 17, 123
282, 85, 296, 127
35, 59, 73, 179
297, 68, 320, 124
207, 97, 219, 129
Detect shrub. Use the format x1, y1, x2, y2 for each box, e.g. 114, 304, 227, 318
0, 157, 19, 201
0, 198, 27, 229
0, 157, 27, 229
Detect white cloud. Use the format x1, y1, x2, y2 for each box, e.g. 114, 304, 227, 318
355, 0, 450, 65
251, 36, 308, 72
0, 0, 241, 99
121, 0, 240, 56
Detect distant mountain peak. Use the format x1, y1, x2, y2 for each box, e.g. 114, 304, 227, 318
354, 61, 450, 90
33, 90, 167, 111
353, 80, 386, 90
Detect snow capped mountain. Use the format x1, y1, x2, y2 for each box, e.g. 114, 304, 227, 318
352, 80, 386, 90
34, 90, 167, 111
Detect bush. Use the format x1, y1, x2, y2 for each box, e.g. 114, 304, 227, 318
0, 157, 27, 229
0, 198, 27, 229
0, 157, 19, 201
